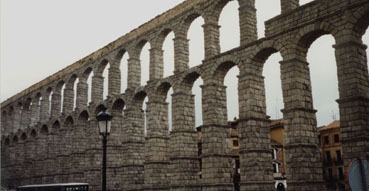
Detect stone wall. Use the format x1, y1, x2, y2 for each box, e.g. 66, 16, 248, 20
1, 0, 369, 190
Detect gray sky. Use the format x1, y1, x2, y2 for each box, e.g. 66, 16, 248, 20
1, 0, 368, 127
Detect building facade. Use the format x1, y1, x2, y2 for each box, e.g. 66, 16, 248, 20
318, 120, 345, 190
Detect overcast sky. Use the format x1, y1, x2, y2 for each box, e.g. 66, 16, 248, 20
1, 0, 368, 127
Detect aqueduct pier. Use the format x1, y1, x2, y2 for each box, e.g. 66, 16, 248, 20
1, 0, 369, 190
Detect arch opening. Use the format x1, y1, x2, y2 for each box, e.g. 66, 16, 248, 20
87, 69, 94, 105
364, 28, 369, 77
138, 41, 151, 86
64, 116, 74, 127
12, 136, 18, 144
183, 72, 203, 128
187, 16, 205, 68
219, 0, 240, 53
41, 125, 49, 135
78, 110, 90, 125
133, 91, 148, 136
307, 35, 339, 126
52, 121, 60, 130
162, 31, 175, 77
95, 104, 107, 115
262, 51, 284, 120
21, 133, 27, 141
30, 129, 37, 138
112, 99, 125, 117
119, 50, 129, 94
255, 1, 280, 38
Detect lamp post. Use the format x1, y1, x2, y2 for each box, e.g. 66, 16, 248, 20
96, 109, 113, 191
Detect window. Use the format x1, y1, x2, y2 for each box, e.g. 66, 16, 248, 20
336, 150, 342, 162
327, 168, 333, 180
273, 163, 278, 173
326, 151, 331, 162
324, 136, 329, 145
338, 167, 344, 180
233, 139, 239, 147
334, 134, 340, 143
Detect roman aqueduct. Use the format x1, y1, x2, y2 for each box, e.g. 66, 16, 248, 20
1, 0, 369, 190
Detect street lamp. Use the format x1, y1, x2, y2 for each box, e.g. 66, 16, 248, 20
96, 109, 113, 191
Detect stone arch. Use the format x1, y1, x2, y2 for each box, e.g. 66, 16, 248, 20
218, 0, 241, 52
12, 135, 18, 145
181, 12, 205, 35
115, 48, 130, 61
95, 104, 107, 115
156, 82, 173, 102
294, 22, 338, 57
78, 110, 90, 125
95, 59, 110, 75
41, 125, 49, 135
4, 137, 10, 146
116, 48, 130, 93
1, 111, 7, 132
82, 67, 93, 82
209, 0, 237, 24
348, 5, 369, 40
56, 80, 66, 92
112, 98, 125, 116
52, 120, 61, 130
64, 116, 74, 127
20, 132, 27, 142
181, 71, 203, 91
135, 39, 151, 86
134, 39, 151, 59
213, 60, 239, 84
24, 97, 32, 111
30, 129, 37, 139
132, 91, 148, 108
156, 28, 175, 49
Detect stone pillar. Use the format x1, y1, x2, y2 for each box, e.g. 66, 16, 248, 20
76, 80, 88, 109
91, 74, 104, 103
169, 90, 200, 190
50, 92, 62, 119
1, 143, 9, 188
202, 19, 220, 59
45, 129, 59, 183
280, 0, 299, 14
69, 120, 87, 182
40, 95, 50, 123
144, 100, 170, 191
23, 139, 33, 185
200, 82, 233, 191
30, 100, 40, 126
62, 87, 74, 114
280, 58, 325, 191
127, 57, 141, 89
36, 132, 48, 183
7, 144, 16, 189
173, 32, 189, 73
333, 40, 369, 179
119, 104, 144, 191
56, 127, 71, 183
15, 140, 26, 187
238, 0, 258, 45
238, 65, 274, 190
6, 113, 14, 135
84, 118, 102, 191
13, 108, 22, 131
150, 46, 164, 80
108, 61, 121, 97
20, 108, 31, 129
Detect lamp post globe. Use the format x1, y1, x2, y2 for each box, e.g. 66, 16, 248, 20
96, 109, 113, 191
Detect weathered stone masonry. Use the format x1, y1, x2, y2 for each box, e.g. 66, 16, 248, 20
1, 0, 369, 191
